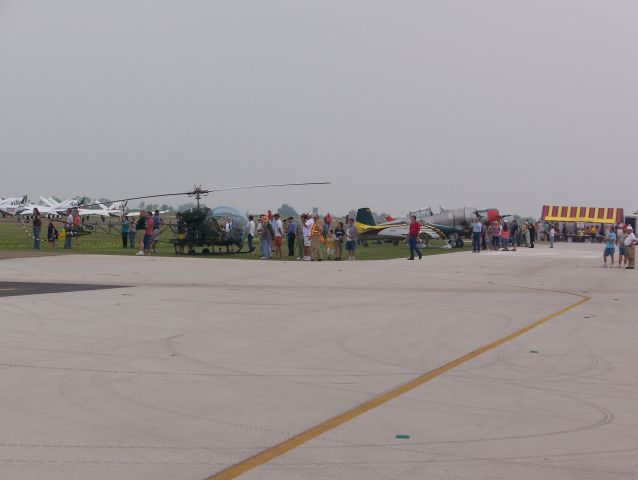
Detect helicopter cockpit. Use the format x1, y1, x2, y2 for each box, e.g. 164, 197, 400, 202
209, 206, 248, 244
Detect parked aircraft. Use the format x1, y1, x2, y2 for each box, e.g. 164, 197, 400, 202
354, 208, 457, 247
409, 206, 507, 246
0, 195, 28, 216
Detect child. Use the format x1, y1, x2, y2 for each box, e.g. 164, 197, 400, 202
326, 229, 336, 260
47, 221, 58, 249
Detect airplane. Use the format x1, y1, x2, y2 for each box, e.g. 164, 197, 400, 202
409, 206, 507, 245
0, 195, 28, 216
354, 208, 459, 248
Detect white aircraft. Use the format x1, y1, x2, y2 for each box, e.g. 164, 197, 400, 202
0, 195, 28, 216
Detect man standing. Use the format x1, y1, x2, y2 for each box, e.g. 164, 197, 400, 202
302, 214, 314, 261
603, 226, 616, 267
616, 223, 626, 268
345, 217, 358, 260
286, 216, 296, 257
407, 215, 422, 260
271, 213, 283, 258
246, 215, 256, 254
470, 217, 482, 253
623, 225, 636, 269
120, 215, 129, 248
510, 219, 519, 251
64, 208, 73, 249
528, 222, 536, 248
549, 225, 556, 248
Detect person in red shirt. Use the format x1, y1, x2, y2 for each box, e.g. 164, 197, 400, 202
408, 215, 422, 260
144, 210, 154, 254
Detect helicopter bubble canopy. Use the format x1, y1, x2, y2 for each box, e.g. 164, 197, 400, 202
209, 205, 248, 241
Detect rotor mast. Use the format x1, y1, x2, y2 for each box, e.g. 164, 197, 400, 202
188, 185, 208, 209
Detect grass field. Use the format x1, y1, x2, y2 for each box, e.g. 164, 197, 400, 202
0, 218, 470, 260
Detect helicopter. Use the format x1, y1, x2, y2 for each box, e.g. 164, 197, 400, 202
78, 182, 331, 255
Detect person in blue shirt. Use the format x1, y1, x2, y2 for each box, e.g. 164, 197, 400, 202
603, 226, 617, 267
471, 218, 482, 253
286, 217, 296, 257
120, 215, 130, 248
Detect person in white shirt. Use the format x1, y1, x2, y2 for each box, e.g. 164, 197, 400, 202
549, 226, 556, 248
64, 209, 74, 249
271, 213, 283, 258
301, 213, 314, 261
246, 215, 256, 254
623, 225, 636, 269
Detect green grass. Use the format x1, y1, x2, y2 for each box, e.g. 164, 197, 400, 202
0, 219, 470, 260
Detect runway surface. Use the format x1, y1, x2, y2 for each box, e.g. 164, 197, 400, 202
0, 281, 124, 297
0, 244, 636, 479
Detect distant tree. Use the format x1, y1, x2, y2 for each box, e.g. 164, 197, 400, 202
160, 203, 173, 212
277, 203, 298, 218
138, 201, 145, 209
98, 197, 111, 203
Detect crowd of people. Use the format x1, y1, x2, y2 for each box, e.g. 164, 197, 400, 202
470, 218, 537, 252
27, 207, 637, 270
246, 212, 359, 261
601, 224, 636, 269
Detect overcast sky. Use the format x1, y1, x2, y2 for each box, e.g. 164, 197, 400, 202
1, 1, 636, 217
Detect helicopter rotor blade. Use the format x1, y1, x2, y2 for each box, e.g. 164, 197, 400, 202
77, 192, 190, 209
206, 181, 331, 194
75, 181, 331, 209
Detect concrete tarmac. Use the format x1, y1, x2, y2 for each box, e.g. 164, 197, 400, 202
0, 243, 635, 480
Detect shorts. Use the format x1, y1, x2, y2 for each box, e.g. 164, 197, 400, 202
152, 229, 160, 241
327, 248, 335, 256
304, 235, 312, 247
346, 240, 356, 251
274, 236, 282, 247
604, 247, 615, 257
619, 246, 625, 256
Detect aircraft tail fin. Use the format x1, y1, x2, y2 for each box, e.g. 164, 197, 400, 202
356, 208, 376, 226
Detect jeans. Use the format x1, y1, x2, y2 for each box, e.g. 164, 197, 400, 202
260, 238, 271, 257
128, 231, 136, 249
33, 227, 41, 250
121, 232, 128, 248
492, 236, 500, 250
287, 233, 295, 256
550, 236, 555, 248
472, 232, 481, 252
64, 230, 72, 249
247, 234, 254, 252
408, 236, 422, 259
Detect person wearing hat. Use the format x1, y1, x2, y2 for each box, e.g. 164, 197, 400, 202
120, 214, 130, 248
623, 225, 636, 269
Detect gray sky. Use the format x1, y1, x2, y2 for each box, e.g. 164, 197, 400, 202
1, 0, 637, 217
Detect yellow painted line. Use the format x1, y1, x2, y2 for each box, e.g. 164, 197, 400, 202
206, 293, 591, 480
0, 288, 16, 292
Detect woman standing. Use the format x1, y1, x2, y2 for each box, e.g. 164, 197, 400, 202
310, 215, 323, 261
501, 223, 510, 251
32, 208, 42, 250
